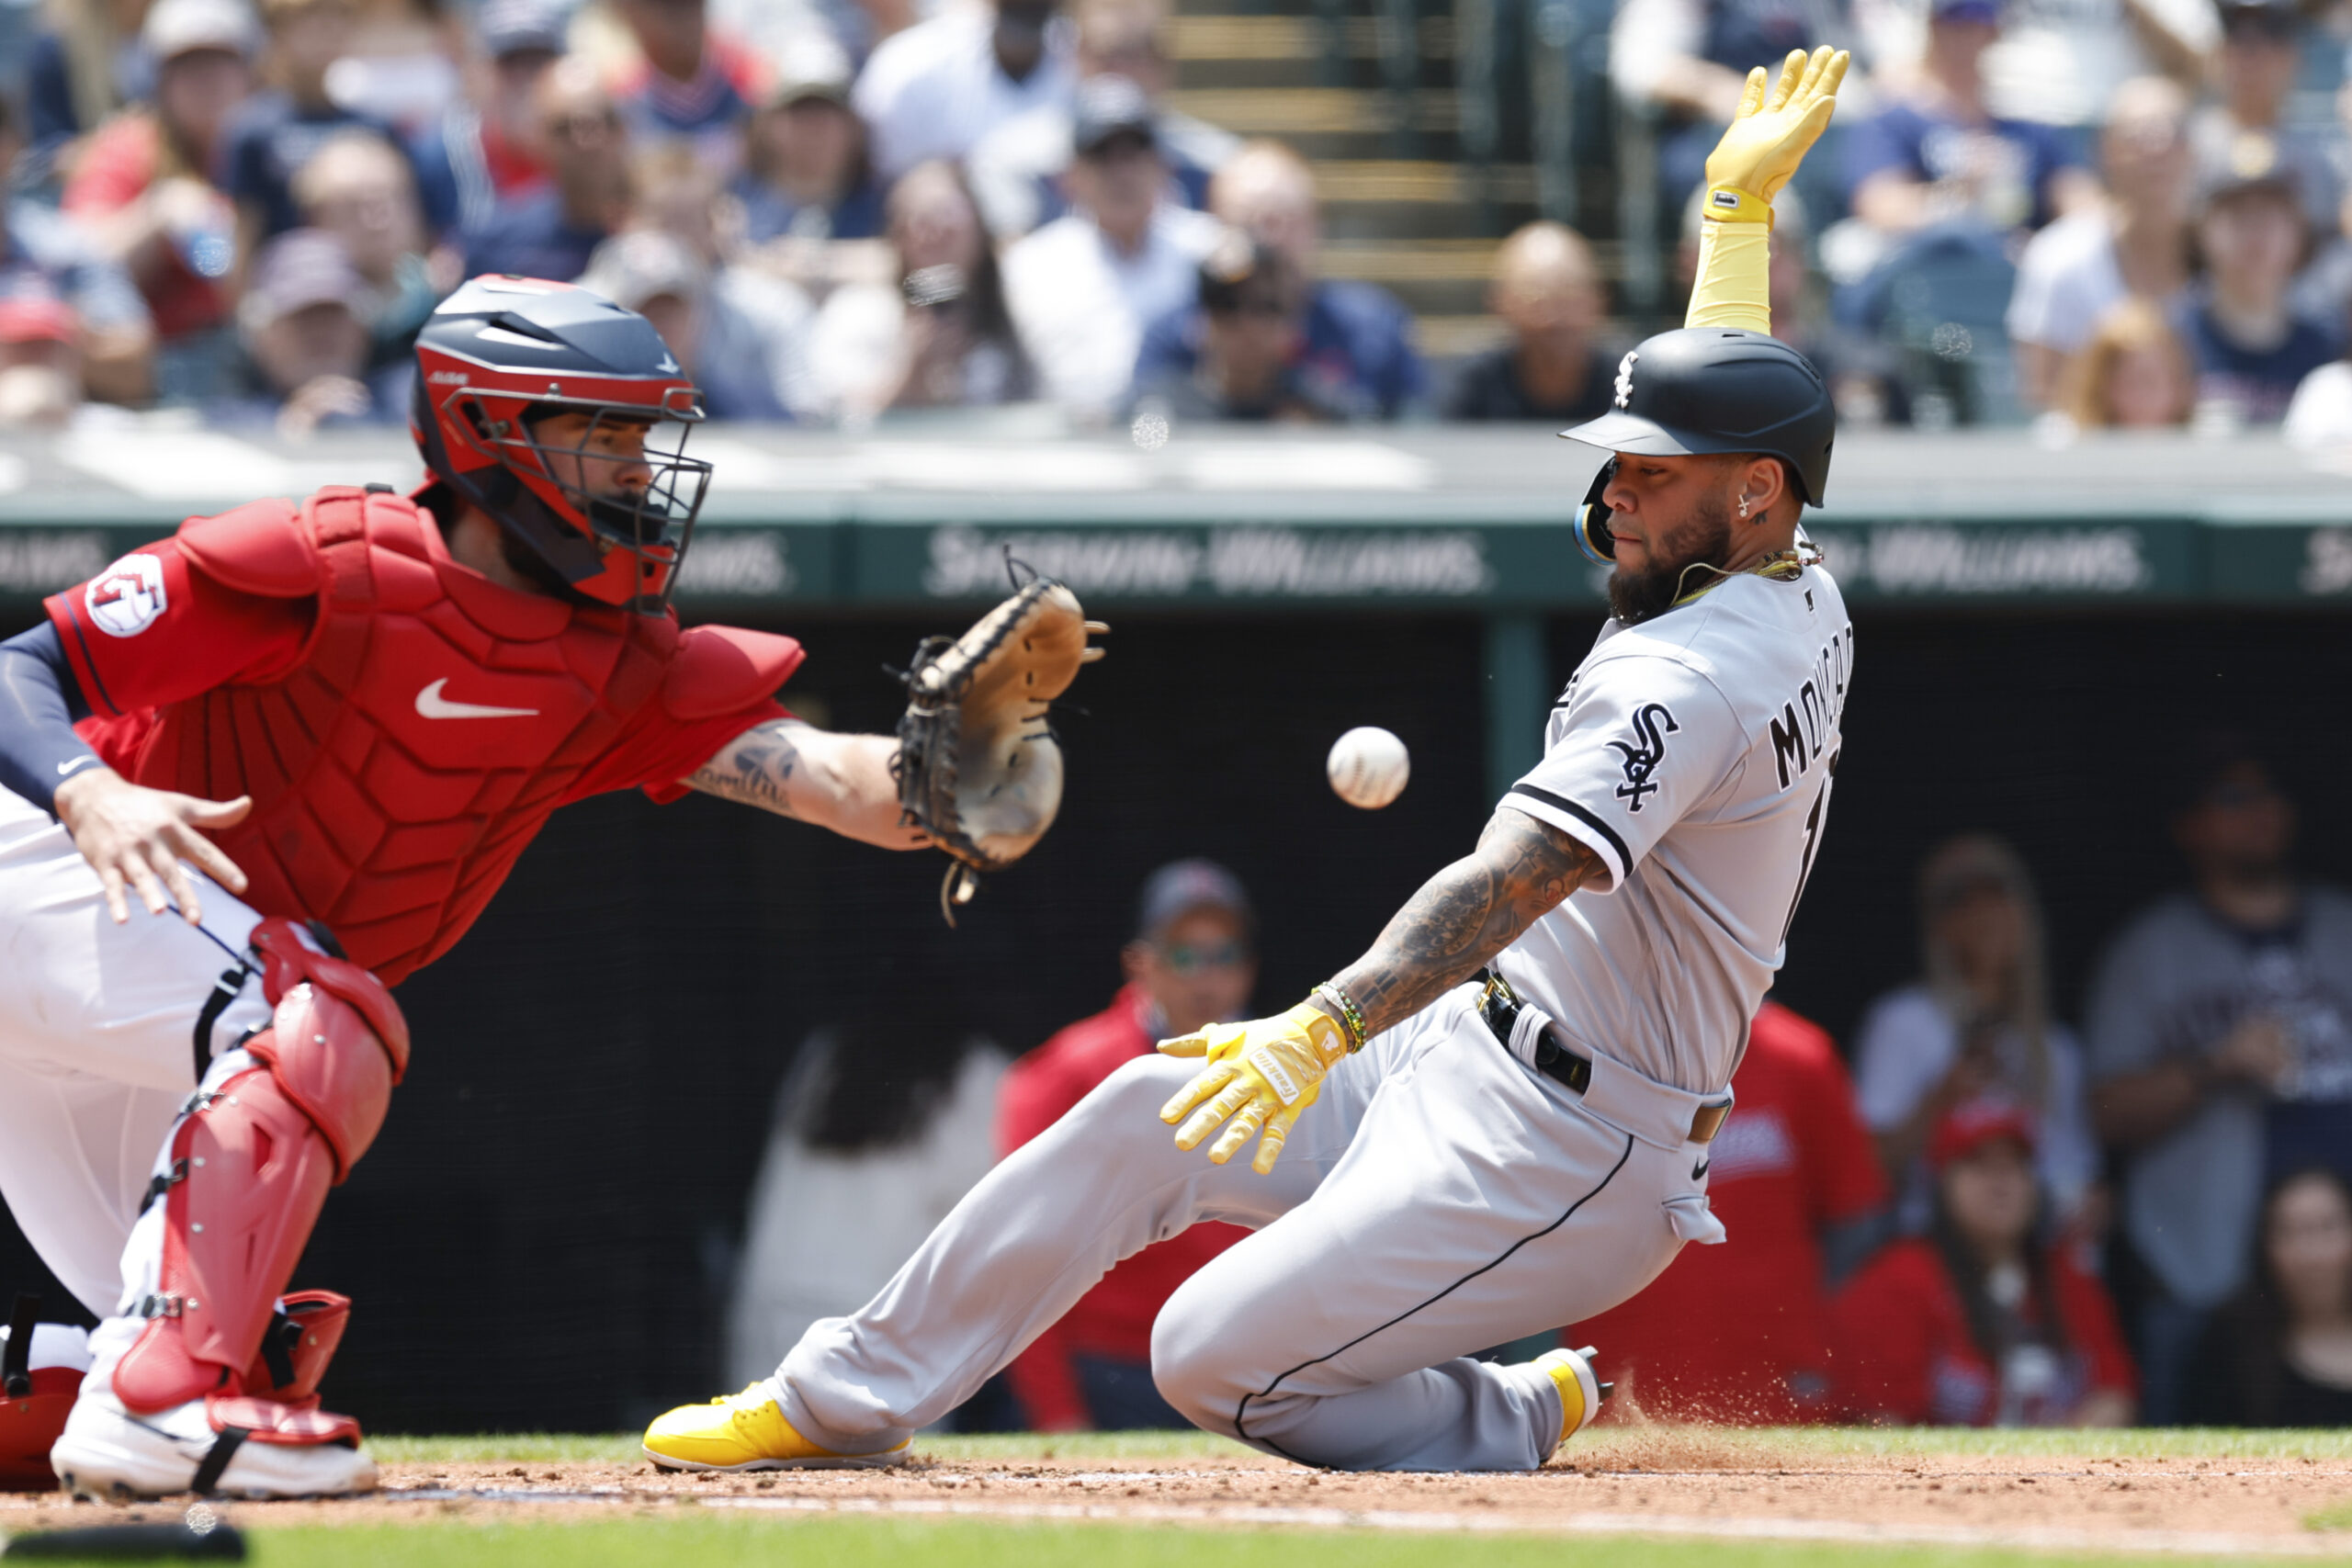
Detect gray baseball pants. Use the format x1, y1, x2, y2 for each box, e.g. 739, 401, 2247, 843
774, 985, 1726, 1471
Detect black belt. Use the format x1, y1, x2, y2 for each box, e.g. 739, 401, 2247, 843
1474, 968, 1732, 1145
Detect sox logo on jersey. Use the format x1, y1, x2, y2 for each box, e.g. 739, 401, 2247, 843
1609, 703, 1679, 811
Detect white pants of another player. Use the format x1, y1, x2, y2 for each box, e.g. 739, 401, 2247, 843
775, 984, 1727, 1472
0, 785, 275, 1377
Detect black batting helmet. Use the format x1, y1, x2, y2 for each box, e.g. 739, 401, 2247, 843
412, 276, 710, 611
1558, 327, 1834, 564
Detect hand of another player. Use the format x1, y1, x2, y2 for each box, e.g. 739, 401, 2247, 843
1158, 1000, 1351, 1174
1702, 45, 1849, 202
53, 768, 251, 926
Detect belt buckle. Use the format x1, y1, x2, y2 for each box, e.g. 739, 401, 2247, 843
1688, 1100, 1733, 1145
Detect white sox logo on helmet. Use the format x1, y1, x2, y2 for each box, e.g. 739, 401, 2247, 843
1613, 351, 1639, 409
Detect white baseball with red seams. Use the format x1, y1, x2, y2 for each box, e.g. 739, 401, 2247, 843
1326, 727, 1409, 810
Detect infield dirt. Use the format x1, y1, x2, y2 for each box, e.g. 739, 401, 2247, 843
6, 1432, 2352, 1555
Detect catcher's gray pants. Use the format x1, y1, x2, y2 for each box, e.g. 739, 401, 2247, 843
774, 985, 1727, 1471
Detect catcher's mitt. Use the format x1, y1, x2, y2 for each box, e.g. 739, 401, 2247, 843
896, 578, 1105, 922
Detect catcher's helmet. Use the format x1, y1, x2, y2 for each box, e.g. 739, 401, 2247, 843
1558, 327, 1834, 565
412, 276, 710, 611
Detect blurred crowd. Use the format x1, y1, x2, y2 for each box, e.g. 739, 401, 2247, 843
12, 0, 2352, 436
732, 732, 2352, 1431
0, 0, 1424, 432
1611, 0, 2352, 438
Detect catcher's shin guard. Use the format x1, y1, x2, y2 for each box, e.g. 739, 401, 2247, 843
110, 920, 407, 1418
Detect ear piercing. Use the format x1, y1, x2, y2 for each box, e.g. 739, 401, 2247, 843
1736, 499, 1751, 519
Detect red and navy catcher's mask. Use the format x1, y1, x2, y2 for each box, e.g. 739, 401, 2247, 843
412, 276, 711, 611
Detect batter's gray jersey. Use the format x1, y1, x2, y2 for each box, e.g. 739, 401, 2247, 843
1496, 558, 1852, 1095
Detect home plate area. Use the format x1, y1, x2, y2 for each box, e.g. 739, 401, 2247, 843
6, 1433, 2352, 1558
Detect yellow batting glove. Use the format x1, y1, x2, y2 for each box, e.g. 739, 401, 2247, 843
1701, 45, 1849, 215
1158, 1000, 1351, 1175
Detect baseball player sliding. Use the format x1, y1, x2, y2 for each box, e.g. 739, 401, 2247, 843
645, 47, 1854, 1474
0, 277, 1096, 1499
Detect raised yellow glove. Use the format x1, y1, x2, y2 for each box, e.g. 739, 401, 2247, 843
1702, 45, 1849, 209
1688, 46, 1848, 333
1158, 1000, 1351, 1174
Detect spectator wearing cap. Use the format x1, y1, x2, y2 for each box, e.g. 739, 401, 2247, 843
1826, 1099, 2136, 1427
1445, 220, 1620, 423
614, 140, 817, 407
2172, 130, 2335, 424
219, 0, 427, 256
1001, 75, 1220, 416
0, 293, 85, 427
997, 861, 1260, 1430
60, 0, 253, 382
1852, 836, 2098, 1233
220, 226, 406, 435
2007, 77, 2196, 408
731, 37, 883, 244
578, 227, 807, 420
1566, 1000, 1887, 1425
0, 95, 157, 406
2191, 0, 2337, 240
2087, 734, 2352, 1423
800, 160, 1035, 421
1841, 0, 2098, 254
610, 0, 768, 175
292, 127, 450, 368
462, 58, 631, 284
1130, 235, 1344, 422
412, 0, 566, 237
1136, 140, 1425, 421
852, 0, 1077, 185
967, 0, 1236, 239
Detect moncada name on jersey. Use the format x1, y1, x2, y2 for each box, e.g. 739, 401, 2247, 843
1768, 622, 1853, 791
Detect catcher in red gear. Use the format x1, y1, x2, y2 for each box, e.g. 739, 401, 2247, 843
0, 276, 1083, 1499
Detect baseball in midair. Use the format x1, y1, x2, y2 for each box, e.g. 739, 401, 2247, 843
1327, 727, 1410, 810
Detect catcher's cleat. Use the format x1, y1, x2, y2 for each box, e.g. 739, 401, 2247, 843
1533, 1344, 1607, 1451
641, 1382, 910, 1472
51, 1384, 376, 1500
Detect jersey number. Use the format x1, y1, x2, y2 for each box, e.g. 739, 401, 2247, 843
1780, 761, 1835, 947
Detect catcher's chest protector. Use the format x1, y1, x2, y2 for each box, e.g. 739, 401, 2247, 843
92, 487, 681, 984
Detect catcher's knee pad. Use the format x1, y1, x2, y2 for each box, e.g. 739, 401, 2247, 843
111, 922, 404, 1417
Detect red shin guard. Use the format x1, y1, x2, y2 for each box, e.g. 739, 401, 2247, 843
110, 921, 405, 1420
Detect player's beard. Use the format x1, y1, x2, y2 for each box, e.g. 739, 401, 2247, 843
1606, 491, 1737, 626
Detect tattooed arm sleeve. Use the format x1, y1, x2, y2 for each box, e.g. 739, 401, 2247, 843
1317, 807, 1603, 1039
686, 719, 931, 851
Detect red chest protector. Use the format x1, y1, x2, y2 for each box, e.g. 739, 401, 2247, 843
85, 487, 796, 985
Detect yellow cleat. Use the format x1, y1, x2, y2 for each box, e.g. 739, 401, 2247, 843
1532, 1344, 1609, 1452
641, 1382, 911, 1472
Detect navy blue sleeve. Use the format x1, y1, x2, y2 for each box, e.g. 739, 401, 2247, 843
1840, 106, 1919, 203
25, 33, 80, 150
0, 621, 99, 816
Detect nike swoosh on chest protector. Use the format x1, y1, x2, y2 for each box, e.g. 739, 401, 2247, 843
413, 678, 540, 720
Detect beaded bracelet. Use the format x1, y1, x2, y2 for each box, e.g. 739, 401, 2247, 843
1313, 982, 1369, 1054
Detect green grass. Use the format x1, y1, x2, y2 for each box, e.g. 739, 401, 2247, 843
130, 1516, 2340, 1568
365, 1427, 2352, 1467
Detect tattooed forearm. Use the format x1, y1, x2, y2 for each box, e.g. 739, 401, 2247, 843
687, 723, 804, 817
1317, 808, 1600, 1039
